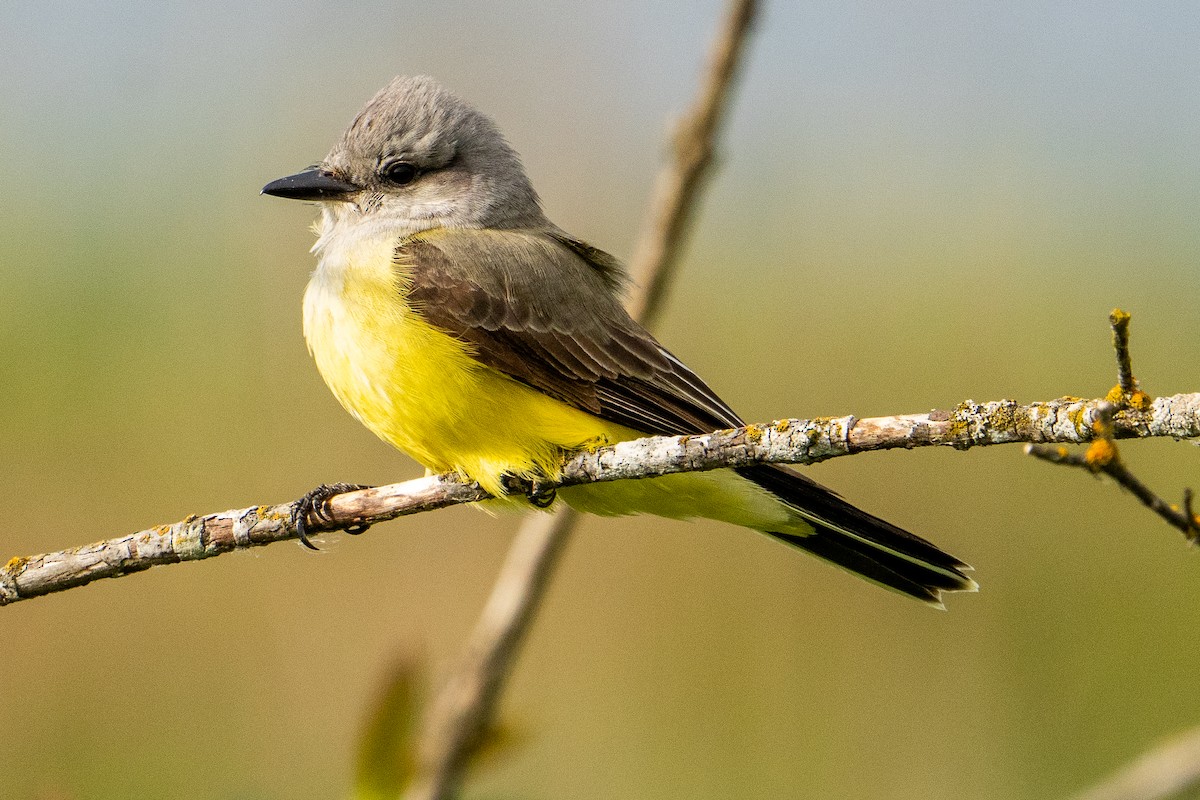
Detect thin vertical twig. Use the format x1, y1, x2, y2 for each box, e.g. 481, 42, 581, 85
1110, 308, 1137, 394
402, 2, 759, 798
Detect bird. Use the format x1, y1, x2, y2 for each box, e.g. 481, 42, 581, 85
262, 75, 975, 606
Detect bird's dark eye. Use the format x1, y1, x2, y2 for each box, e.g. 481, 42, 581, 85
381, 161, 419, 185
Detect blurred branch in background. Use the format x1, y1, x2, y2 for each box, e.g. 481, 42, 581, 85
402, 1, 759, 798
625, 0, 758, 330
1068, 726, 1200, 800
350, 654, 523, 800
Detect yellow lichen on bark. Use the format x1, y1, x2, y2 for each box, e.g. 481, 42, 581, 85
1129, 390, 1153, 411
3, 556, 28, 576
1084, 438, 1118, 470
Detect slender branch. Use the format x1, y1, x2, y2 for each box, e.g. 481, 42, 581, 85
1067, 725, 1200, 800
5, 391, 1197, 607
1029, 441, 1200, 540
1030, 310, 1199, 540
404, 3, 759, 797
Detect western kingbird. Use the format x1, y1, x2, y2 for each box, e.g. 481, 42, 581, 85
263, 75, 974, 605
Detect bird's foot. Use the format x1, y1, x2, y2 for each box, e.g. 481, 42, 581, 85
501, 474, 558, 508
292, 482, 374, 550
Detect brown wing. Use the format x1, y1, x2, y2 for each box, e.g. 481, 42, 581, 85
398, 228, 975, 603
398, 227, 742, 436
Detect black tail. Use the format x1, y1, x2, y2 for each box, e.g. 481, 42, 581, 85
740, 464, 975, 606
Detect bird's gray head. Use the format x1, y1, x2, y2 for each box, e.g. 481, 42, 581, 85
263, 76, 547, 234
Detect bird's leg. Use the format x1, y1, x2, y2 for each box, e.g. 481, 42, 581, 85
292, 482, 375, 550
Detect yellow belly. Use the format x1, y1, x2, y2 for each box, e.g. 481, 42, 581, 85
303, 233, 624, 496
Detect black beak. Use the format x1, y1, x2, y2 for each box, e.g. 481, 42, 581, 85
261, 168, 359, 201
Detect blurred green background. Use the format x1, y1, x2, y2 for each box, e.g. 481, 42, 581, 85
2, 2, 1198, 798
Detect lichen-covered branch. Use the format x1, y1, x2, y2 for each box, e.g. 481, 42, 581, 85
1028, 309, 1199, 540
4, 391, 1196, 607
1028, 402, 1200, 540
0, 476, 488, 606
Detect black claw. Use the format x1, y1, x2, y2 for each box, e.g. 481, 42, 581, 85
501, 474, 558, 508
528, 483, 557, 508
292, 482, 374, 548
297, 520, 321, 551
